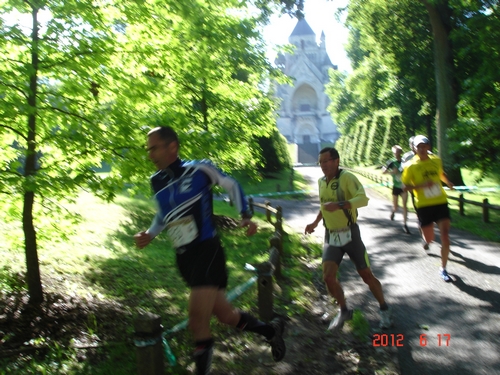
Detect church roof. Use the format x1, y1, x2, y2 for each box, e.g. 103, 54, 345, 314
290, 18, 316, 37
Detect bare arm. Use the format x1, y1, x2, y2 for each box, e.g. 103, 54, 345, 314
305, 211, 323, 234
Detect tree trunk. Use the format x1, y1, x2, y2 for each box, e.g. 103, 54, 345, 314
422, 0, 464, 185
23, 6, 43, 305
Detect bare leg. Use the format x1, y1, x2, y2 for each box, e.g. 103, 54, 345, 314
401, 191, 409, 225
358, 268, 386, 307
189, 286, 219, 340
420, 223, 435, 245
437, 218, 452, 268
391, 195, 398, 219
211, 289, 241, 326
323, 261, 346, 308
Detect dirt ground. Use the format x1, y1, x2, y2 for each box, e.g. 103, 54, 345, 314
213, 258, 401, 375
0, 265, 400, 375
0, 217, 401, 374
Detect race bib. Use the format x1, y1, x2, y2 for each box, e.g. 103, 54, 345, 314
423, 183, 442, 198
329, 227, 352, 247
166, 215, 198, 247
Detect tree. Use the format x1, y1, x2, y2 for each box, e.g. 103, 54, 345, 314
0, 0, 299, 305
328, 0, 435, 165
330, 0, 498, 183
257, 128, 292, 174
448, 0, 500, 177
420, 0, 463, 184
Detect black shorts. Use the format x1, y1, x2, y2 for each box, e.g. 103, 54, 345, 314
176, 236, 228, 289
416, 203, 451, 227
392, 187, 404, 196
322, 223, 370, 270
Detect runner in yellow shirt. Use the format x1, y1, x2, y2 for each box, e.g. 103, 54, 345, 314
401, 135, 455, 282
305, 147, 392, 331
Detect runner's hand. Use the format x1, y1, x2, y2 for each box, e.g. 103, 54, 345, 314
240, 219, 258, 236
134, 231, 152, 249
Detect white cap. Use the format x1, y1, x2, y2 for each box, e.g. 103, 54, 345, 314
413, 135, 430, 146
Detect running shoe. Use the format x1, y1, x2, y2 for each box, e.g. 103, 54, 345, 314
440, 268, 452, 282
390, 212, 395, 221
403, 225, 411, 234
379, 307, 393, 329
328, 309, 353, 332
267, 316, 286, 361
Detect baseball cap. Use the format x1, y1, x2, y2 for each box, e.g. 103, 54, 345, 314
413, 135, 430, 146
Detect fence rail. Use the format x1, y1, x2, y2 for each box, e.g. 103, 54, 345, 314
344, 167, 499, 223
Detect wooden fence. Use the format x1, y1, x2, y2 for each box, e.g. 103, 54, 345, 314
344, 167, 500, 223
133, 199, 285, 374
247, 197, 284, 321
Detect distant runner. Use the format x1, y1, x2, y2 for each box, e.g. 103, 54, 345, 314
383, 145, 410, 234
402, 135, 455, 282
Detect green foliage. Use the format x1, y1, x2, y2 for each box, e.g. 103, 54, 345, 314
348, 310, 371, 341
0, 0, 301, 302
256, 127, 293, 174
329, 0, 499, 178
0, 189, 321, 374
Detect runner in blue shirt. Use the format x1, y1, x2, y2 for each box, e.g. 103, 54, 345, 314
134, 126, 286, 374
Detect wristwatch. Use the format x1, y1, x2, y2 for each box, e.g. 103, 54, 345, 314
338, 201, 345, 208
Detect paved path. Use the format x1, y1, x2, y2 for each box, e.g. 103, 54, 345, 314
253, 166, 500, 375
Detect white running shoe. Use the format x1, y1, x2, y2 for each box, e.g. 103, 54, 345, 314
328, 309, 353, 332
379, 307, 393, 329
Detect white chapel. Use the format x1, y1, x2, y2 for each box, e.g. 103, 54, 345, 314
274, 18, 339, 164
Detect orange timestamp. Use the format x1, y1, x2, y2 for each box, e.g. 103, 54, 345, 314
372, 333, 451, 347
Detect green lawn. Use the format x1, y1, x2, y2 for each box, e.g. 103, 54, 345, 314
0, 166, 498, 374
0, 191, 321, 375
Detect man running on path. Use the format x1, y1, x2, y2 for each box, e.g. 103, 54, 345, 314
383, 145, 410, 234
304, 147, 393, 331
134, 126, 286, 374
402, 135, 455, 282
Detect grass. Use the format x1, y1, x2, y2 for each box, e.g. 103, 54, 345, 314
0, 190, 321, 375
229, 169, 310, 198
0, 165, 497, 374
347, 310, 371, 341
350, 165, 500, 242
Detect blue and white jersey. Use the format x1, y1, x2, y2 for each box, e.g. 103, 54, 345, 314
146, 158, 250, 249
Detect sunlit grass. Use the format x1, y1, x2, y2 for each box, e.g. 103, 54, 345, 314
230, 169, 310, 197
0, 189, 320, 374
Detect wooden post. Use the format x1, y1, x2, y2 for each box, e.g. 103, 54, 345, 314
270, 234, 282, 278
248, 197, 254, 216
265, 200, 271, 222
134, 312, 165, 375
255, 261, 274, 322
483, 198, 490, 223
277, 183, 281, 192
289, 169, 294, 191
275, 206, 283, 236
459, 194, 465, 216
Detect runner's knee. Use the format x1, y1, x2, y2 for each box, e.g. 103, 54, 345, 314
358, 268, 376, 284
323, 272, 338, 286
